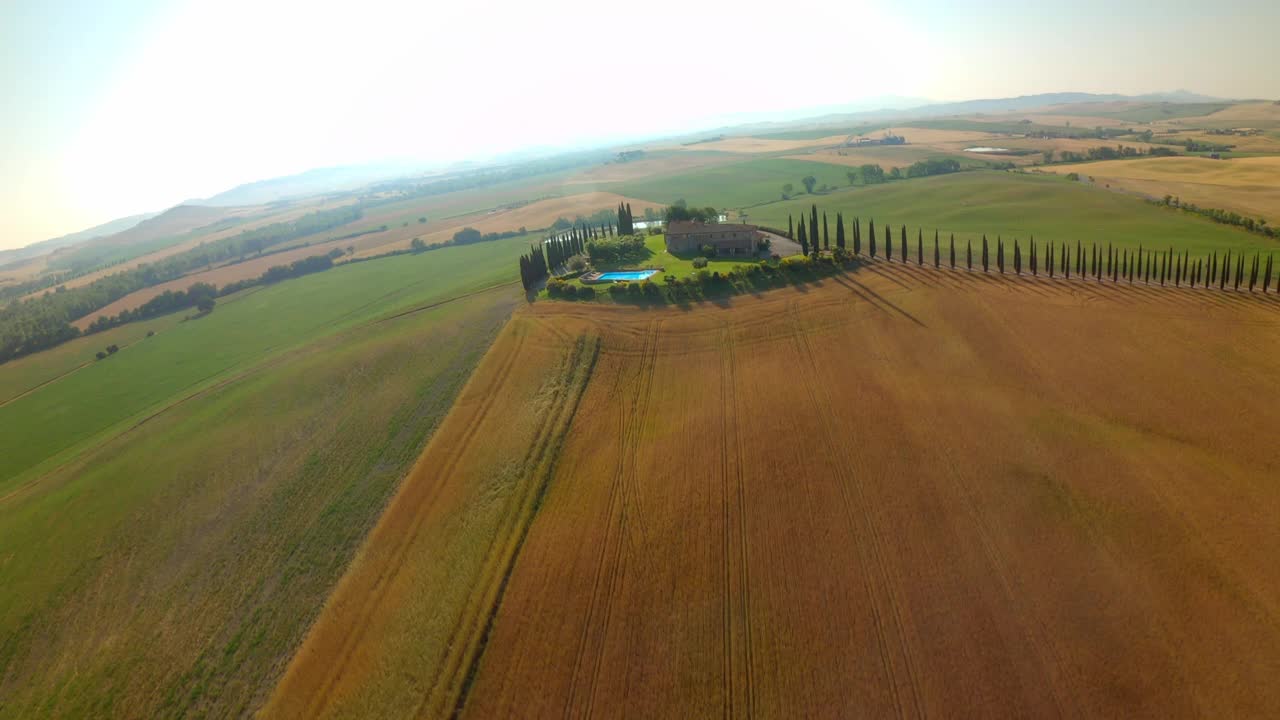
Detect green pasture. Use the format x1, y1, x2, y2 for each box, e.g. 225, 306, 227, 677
0, 234, 530, 491
749, 171, 1280, 256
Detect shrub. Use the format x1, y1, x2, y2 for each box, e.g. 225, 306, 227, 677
106, 344, 119, 354
546, 279, 567, 297
569, 257, 587, 271
146, 330, 155, 337
1065, 172, 1080, 181
700, 244, 717, 259
692, 257, 708, 269
607, 282, 627, 296
626, 282, 642, 297
641, 281, 660, 297
95, 351, 107, 360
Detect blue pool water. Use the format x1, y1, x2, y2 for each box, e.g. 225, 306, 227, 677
597, 270, 658, 282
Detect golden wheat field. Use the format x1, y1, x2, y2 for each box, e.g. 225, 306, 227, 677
267, 264, 1280, 718
1046, 155, 1280, 222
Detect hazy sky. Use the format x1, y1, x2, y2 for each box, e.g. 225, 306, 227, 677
4, 0, 1279, 249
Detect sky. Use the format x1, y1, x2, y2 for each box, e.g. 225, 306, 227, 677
3, 0, 1280, 250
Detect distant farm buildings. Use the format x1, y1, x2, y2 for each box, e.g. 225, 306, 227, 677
665, 222, 760, 255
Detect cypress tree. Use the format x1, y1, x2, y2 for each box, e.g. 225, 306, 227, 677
788, 214, 794, 240
836, 212, 846, 249
1264, 254, 1274, 293
900, 225, 907, 263
981, 234, 989, 272
1014, 239, 1021, 275
1076, 241, 1082, 277
1122, 249, 1128, 282
950, 234, 956, 269
998, 236, 1005, 274
1048, 242, 1054, 278
797, 217, 809, 255
1235, 254, 1245, 291
811, 205, 819, 255
917, 228, 923, 266
1062, 242, 1070, 279
1031, 238, 1038, 276
823, 211, 830, 250
934, 230, 940, 268
885, 224, 893, 262
1249, 253, 1259, 291
626, 203, 634, 234
1221, 251, 1229, 290
853, 217, 861, 255
967, 239, 973, 271
1159, 250, 1166, 286
1107, 244, 1113, 281
869, 219, 876, 258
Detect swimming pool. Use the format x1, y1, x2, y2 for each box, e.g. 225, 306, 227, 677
597, 270, 658, 282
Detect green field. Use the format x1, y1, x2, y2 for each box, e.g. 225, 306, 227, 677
616, 157, 860, 209
750, 171, 1280, 255
0, 238, 530, 717
0, 236, 530, 491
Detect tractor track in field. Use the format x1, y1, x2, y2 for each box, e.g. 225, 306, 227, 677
721, 324, 755, 718
787, 301, 925, 720
299, 324, 530, 718
431, 334, 601, 719
563, 320, 659, 719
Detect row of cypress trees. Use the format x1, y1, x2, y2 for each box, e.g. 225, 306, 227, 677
518, 244, 548, 292
787, 208, 1278, 293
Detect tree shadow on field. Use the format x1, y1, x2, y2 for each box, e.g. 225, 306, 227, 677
832, 274, 928, 328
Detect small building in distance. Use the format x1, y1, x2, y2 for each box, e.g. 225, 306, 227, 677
665, 221, 760, 256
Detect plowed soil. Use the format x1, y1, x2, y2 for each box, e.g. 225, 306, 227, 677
267, 264, 1280, 719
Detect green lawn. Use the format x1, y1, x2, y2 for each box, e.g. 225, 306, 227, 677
749, 170, 1280, 256
616, 157, 861, 209
554, 234, 764, 298
0, 234, 530, 491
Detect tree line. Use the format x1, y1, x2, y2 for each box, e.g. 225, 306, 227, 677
786, 205, 1278, 294
0, 205, 361, 365
84, 249, 344, 335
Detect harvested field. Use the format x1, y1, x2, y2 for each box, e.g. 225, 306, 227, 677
679, 135, 848, 154
1045, 156, 1280, 222
268, 266, 1280, 718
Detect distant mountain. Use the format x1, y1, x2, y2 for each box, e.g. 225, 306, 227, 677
0, 211, 159, 268
197, 161, 436, 207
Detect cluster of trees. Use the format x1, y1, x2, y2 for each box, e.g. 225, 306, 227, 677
1055, 145, 1156, 163
905, 158, 962, 178
545, 230, 585, 270
617, 202, 636, 234
664, 201, 720, 223
85, 282, 217, 334
0, 205, 361, 364
585, 235, 646, 264
1154, 197, 1276, 238
518, 244, 549, 291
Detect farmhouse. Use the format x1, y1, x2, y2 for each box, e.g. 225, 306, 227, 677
665, 221, 760, 255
